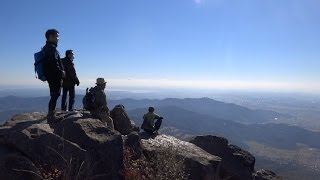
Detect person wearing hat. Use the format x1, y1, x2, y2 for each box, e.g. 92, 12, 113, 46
141, 106, 163, 135
90, 78, 114, 130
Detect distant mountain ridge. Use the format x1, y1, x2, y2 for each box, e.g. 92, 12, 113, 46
126, 106, 320, 150
109, 97, 291, 124
0, 95, 290, 125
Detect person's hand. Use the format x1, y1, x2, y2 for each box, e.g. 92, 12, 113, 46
61, 70, 66, 78
159, 116, 164, 120
76, 78, 80, 86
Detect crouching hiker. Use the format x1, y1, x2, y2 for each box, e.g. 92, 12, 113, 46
141, 107, 163, 135
87, 78, 114, 130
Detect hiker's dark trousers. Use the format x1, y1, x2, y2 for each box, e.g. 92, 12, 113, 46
61, 86, 75, 111
154, 119, 162, 131
48, 82, 61, 112
144, 119, 162, 134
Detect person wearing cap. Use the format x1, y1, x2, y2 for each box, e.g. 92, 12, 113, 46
61, 50, 80, 111
141, 107, 163, 135
90, 78, 114, 130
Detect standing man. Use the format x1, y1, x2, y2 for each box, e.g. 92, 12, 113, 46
42, 29, 65, 120
141, 107, 163, 135
90, 78, 114, 130
61, 50, 80, 111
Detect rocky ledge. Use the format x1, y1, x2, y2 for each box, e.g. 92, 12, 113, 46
0, 111, 280, 180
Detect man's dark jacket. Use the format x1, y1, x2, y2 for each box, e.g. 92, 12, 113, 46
62, 57, 79, 87
42, 41, 64, 84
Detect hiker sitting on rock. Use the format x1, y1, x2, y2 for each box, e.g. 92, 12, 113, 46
141, 107, 163, 135
110, 104, 139, 135
89, 78, 114, 130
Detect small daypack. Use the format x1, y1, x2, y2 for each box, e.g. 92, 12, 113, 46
141, 115, 149, 130
34, 48, 46, 81
82, 87, 96, 110
110, 105, 135, 135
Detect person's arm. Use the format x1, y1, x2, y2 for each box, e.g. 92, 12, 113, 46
70, 63, 80, 86
44, 47, 64, 79
75, 77, 80, 86
61, 60, 68, 79
68, 63, 76, 80
73, 70, 80, 86
154, 113, 163, 120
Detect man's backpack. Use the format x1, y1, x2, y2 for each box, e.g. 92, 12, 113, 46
82, 87, 96, 110
34, 49, 46, 81
141, 115, 149, 130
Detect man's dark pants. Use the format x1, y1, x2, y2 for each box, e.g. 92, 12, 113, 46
144, 119, 162, 134
61, 86, 75, 111
48, 81, 61, 114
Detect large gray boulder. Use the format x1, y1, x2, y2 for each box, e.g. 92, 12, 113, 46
0, 111, 124, 180
190, 135, 255, 180
140, 133, 222, 180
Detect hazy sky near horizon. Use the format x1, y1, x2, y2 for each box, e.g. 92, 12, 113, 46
0, 0, 319, 92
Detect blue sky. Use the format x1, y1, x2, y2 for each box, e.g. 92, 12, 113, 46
0, 0, 319, 92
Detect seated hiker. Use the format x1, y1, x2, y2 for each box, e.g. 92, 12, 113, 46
110, 104, 139, 135
141, 107, 163, 135
89, 78, 114, 130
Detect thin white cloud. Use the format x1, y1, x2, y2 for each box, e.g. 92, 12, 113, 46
1, 77, 320, 93
82, 78, 320, 93
194, 0, 226, 6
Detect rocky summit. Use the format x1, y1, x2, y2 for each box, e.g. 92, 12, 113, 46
0, 111, 280, 180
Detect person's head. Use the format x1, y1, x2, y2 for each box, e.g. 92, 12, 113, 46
148, 106, 155, 113
96, 78, 107, 89
45, 29, 59, 44
65, 50, 74, 60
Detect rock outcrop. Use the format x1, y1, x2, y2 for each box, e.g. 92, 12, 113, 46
0, 111, 124, 180
140, 133, 221, 180
0, 112, 279, 180
252, 169, 280, 180
190, 135, 280, 180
